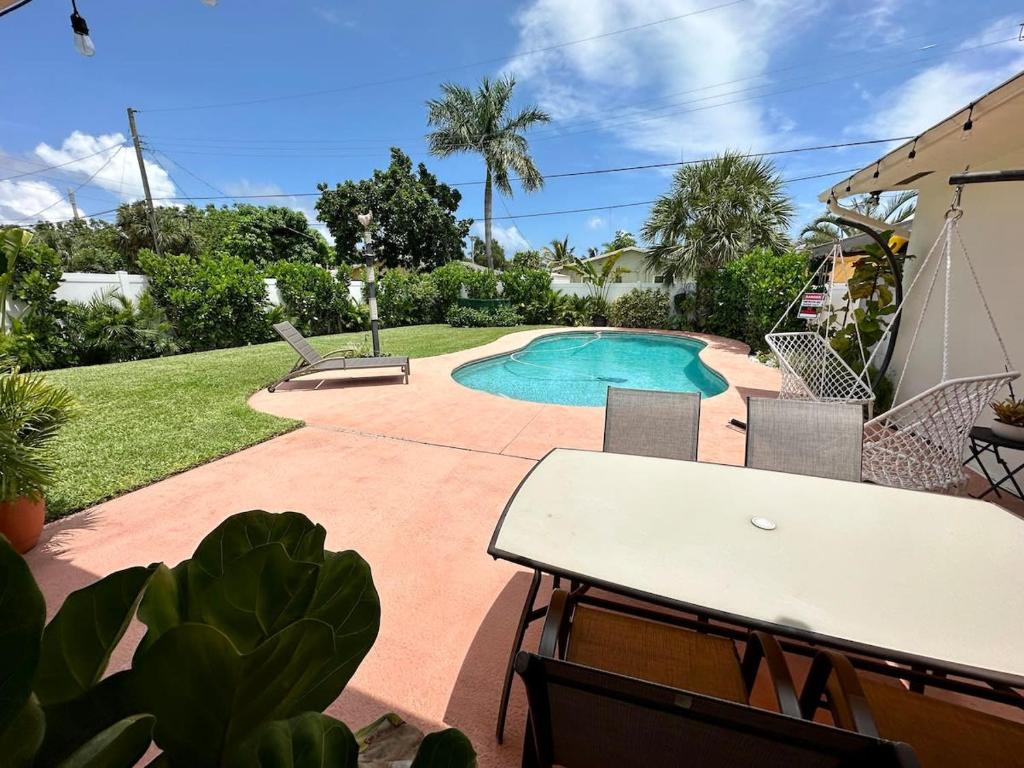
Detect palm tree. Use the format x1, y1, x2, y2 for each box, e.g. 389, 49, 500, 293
426, 76, 550, 271
542, 236, 573, 264
799, 191, 916, 247
555, 251, 627, 304
642, 152, 793, 285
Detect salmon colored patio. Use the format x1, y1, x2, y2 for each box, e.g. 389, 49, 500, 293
23, 329, 1023, 767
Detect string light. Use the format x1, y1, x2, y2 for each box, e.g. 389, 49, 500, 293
70, 0, 94, 57
872, 161, 881, 179
961, 102, 975, 140
906, 138, 918, 164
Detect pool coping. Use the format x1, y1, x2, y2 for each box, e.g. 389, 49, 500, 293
449, 328, 731, 405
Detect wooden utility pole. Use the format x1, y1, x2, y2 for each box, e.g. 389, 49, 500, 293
126, 107, 161, 254
67, 188, 80, 220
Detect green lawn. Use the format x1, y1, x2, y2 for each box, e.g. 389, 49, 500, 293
43, 325, 547, 520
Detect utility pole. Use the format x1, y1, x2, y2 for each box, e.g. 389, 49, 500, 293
67, 188, 80, 220
126, 107, 161, 254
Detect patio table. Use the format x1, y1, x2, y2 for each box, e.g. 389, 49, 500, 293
489, 448, 1024, 741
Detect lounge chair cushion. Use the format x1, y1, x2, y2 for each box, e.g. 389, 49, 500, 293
829, 676, 1024, 767
565, 605, 747, 704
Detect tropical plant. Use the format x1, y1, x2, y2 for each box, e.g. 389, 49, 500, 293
0, 363, 77, 503
991, 395, 1024, 427
0, 510, 476, 767
601, 230, 636, 252
317, 148, 471, 271
469, 235, 507, 269
114, 202, 200, 267
556, 252, 626, 304
0, 228, 32, 333
643, 152, 793, 285
426, 75, 550, 270
541, 236, 574, 265
609, 288, 670, 329
428, 261, 474, 317
64, 289, 178, 365
799, 191, 916, 247
499, 266, 551, 320
376, 268, 440, 327
510, 249, 544, 269
267, 262, 356, 336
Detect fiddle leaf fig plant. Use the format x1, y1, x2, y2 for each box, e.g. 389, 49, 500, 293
0, 511, 477, 768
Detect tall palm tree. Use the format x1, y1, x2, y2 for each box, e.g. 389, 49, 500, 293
542, 236, 573, 264
426, 76, 550, 270
642, 152, 793, 284
799, 190, 916, 247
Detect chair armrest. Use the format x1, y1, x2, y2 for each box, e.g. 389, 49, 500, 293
740, 631, 801, 718
799, 650, 879, 737
538, 589, 572, 659
322, 347, 359, 360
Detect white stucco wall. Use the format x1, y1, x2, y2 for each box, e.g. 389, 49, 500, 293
568, 248, 659, 283
891, 157, 1024, 433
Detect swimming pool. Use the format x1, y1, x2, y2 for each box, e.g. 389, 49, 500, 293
452, 331, 728, 406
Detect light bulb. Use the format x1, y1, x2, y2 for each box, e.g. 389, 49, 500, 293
960, 122, 973, 141
70, 5, 95, 57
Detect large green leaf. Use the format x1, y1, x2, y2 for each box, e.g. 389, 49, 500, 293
0, 534, 45, 731
296, 549, 380, 713
195, 544, 319, 654
233, 713, 358, 768
190, 511, 326, 580
35, 565, 156, 706
133, 563, 184, 663
0, 695, 45, 768
134, 624, 243, 767
58, 714, 155, 768
411, 729, 477, 768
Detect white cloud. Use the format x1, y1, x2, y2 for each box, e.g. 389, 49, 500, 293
33, 131, 177, 202
861, 50, 1024, 138
586, 215, 605, 229
469, 221, 530, 254
0, 179, 75, 223
313, 5, 355, 27
506, 0, 821, 157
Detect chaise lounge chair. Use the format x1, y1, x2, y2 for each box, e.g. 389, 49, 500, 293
268, 321, 410, 392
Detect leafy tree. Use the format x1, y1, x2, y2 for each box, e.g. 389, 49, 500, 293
198, 204, 332, 267
426, 75, 550, 270
469, 236, 506, 268
643, 152, 793, 326
602, 230, 636, 252
799, 191, 916, 247
114, 202, 200, 267
316, 148, 471, 271
541, 236, 573, 265
511, 249, 544, 269
32, 219, 126, 272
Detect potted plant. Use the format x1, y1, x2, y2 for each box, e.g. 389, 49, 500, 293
0, 362, 76, 552
990, 394, 1024, 442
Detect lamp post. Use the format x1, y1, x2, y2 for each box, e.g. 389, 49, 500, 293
358, 212, 381, 358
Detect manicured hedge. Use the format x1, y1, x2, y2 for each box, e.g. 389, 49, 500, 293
609, 288, 670, 329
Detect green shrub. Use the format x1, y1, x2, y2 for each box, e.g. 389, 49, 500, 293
376, 268, 439, 327
500, 267, 551, 322
267, 262, 356, 336
463, 268, 498, 299
62, 289, 178, 365
1, 230, 69, 369
446, 305, 521, 328
427, 261, 474, 319
609, 288, 670, 328
704, 248, 808, 352
139, 249, 271, 351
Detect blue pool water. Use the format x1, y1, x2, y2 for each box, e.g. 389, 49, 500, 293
452, 331, 728, 406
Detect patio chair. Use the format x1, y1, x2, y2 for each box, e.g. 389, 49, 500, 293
799, 649, 1024, 768
269, 321, 410, 392
516, 591, 918, 767
603, 387, 700, 462
745, 397, 863, 482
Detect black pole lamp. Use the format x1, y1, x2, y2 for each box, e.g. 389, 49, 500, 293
357, 212, 382, 358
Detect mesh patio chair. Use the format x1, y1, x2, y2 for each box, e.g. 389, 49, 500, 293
604, 387, 700, 462
800, 649, 1024, 768
269, 321, 409, 392
745, 397, 864, 482
515, 591, 919, 768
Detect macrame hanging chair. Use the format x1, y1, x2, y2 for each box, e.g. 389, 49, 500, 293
860, 188, 1019, 494
766, 241, 876, 412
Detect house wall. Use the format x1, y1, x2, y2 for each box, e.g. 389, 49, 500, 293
891, 152, 1024, 435
568, 248, 659, 283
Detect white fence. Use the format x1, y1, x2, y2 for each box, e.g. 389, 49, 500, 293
552, 281, 691, 304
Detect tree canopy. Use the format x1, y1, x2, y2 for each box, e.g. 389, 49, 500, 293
601, 230, 636, 252
316, 147, 471, 271
469, 236, 506, 268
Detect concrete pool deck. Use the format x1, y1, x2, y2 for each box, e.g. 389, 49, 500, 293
25, 327, 1023, 765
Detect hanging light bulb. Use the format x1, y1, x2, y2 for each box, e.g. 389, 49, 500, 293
961, 103, 975, 141
906, 138, 918, 165
70, 0, 95, 57
872, 162, 880, 180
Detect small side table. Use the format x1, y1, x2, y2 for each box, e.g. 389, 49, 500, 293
964, 426, 1024, 500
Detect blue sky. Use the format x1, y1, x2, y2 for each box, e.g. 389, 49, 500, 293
2, 0, 1023, 254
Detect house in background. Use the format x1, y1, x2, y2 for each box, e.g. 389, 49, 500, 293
818, 71, 1024, 423
565, 246, 661, 284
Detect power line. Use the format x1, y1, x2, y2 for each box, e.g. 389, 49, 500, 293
149, 149, 227, 196
0, 142, 126, 183
139, 0, 749, 113
13, 146, 125, 224
139, 137, 907, 202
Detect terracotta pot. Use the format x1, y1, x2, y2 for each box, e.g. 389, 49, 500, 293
0, 496, 46, 554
